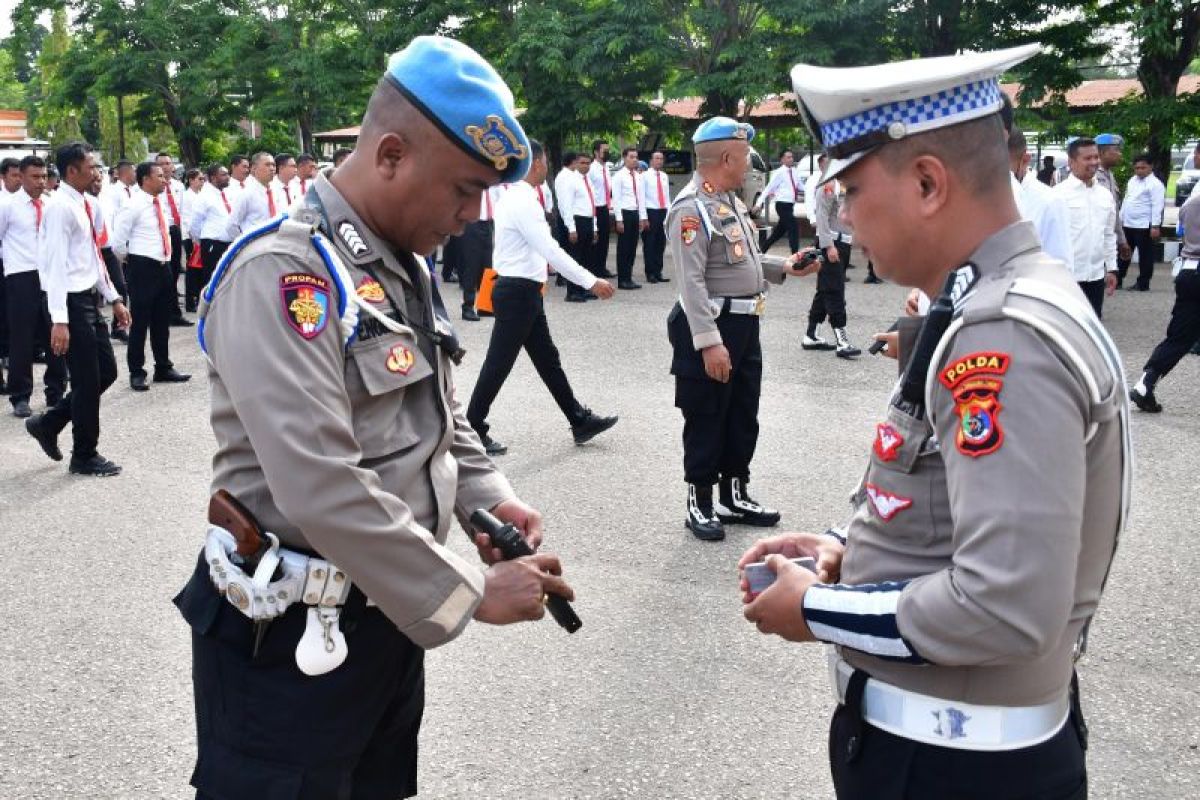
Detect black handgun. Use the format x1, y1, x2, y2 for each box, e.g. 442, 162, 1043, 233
469, 509, 583, 634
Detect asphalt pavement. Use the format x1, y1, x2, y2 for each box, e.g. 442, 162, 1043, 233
0, 245, 1197, 799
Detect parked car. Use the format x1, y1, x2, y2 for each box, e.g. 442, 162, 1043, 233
1176, 164, 1200, 206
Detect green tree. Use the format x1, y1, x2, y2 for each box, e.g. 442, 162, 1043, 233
0, 50, 27, 108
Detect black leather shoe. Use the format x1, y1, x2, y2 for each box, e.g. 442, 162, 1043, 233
598, 270, 617, 279
717, 477, 781, 527
154, 368, 191, 383
1130, 386, 1163, 413
169, 317, 195, 327
111, 328, 129, 343
12, 399, 32, 418
442, 273, 459, 283
571, 409, 618, 444
462, 306, 480, 322
479, 433, 507, 456
69, 454, 122, 477
685, 484, 725, 541
618, 280, 642, 290
25, 414, 63, 461
565, 293, 588, 303
655, 275, 669, 283
1130, 284, 1150, 292
864, 275, 883, 284
130, 374, 150, 391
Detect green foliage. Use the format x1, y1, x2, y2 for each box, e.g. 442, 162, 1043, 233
0, 50, 27, 107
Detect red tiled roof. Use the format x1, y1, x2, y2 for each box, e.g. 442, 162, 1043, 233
1002, 76, 1200, 108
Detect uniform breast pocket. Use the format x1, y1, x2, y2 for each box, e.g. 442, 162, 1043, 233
861, 407, 947, 547
346, 331, 433, 460
716, 217, 749, 264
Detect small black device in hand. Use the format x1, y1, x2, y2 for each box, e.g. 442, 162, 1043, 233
868, 321, 899, 355
469, 509, 583, 633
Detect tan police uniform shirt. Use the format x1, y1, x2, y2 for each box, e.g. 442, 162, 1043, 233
831, 221, 1126, 706
668, 173, 789, 350
200, 171, 514, 650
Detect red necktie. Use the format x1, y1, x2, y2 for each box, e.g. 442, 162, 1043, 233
220, 190, 231, 213
536, 185, 546, 210
656, 172, 666, 208
32, 197, 42, 231
484, 190, 493, 220
283, 186, 292, 206
164, 183, 181, 225
153, 196, 170, 258
124, 186, 131, 198
629, 169, 638, 207
602, 168, 610, 207
83, 197, 115, 291
300, 178, 307, 195
267, 186, 277, 217
788, 168, 798, 201
583, 175, 595, 218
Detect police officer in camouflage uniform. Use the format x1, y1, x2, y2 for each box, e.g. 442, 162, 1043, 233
173, 37, 575, 799
667, 117, 819, 542
741, 45, 1130, 799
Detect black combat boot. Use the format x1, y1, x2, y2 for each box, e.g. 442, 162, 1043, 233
716, 476, 781, 527
686, 484, 725, 541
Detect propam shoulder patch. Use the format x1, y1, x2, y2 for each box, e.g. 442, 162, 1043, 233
280, 273, 331, 340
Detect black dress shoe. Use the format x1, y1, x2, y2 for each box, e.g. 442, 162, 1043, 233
462, 306, 480, 322
154, 368, 192, 383
655, 275, 669, 283
1131, 284, 1150, 292
130, 374, 150, 391
864, 275, 883, 284
170, 317, 195, 327
1130, 386, 1163, 413
442, 273, 459, 283
69, 454, 122, 477
45, 395, 63, 409
598, 270, 617, 279
571, 409, 618, 444
25, 414, 63, 461
111, 328, 129, 343
479, 433, 507, 456
618, 280, 642, 290
12, 399, 32, 418
565, 293, 588, 303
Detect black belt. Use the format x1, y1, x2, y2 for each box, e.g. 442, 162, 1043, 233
494, 275, 544, 289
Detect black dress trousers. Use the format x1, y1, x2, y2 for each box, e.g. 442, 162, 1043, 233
41, 291, 118, 461
4, 271, 67, 405
1145, 269, 1200, 379
125, 253, 176, 377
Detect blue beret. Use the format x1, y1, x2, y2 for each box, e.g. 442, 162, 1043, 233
637, 160, 648, 170
386, 36, 531, 182
692, 116, 755, 144
1095, 133, 1124, 146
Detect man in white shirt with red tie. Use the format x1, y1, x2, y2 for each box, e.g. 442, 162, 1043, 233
272, 152, 299, 208
0, 155, 67, 417
26, 142, 130, 477
189, 163, 235, 310
292, 153, 318, 200
611, 146, 648, 290
154, 151, 193, 326
553, 152, 597, 302
642, 150, 672, 284
467, 138, 617, 455
588, 139, 616, 279
113, 162, 191, 391
756, 148, 802, 254
226, 151, 281, 239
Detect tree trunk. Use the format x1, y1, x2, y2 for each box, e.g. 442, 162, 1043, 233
116, 94, 126, 159
298, 110, 314, 156
1135, 2, 1200, 183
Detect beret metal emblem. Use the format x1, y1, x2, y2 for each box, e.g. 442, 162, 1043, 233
887, 121, 907, 140
465, 115, 528, 171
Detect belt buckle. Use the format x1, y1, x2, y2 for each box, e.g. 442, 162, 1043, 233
753, 295, 766, 316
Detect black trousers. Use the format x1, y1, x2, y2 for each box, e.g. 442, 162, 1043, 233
168, 224, 185, 318
761, 201, 799, 253
42, 292, 117, 461
1078, 279, 1106, 319
126, 254, 176, 377
455, 220, 493, 309
567, 216, 597, 296
1145, 269, 1200, 380
467, 276, 583, 435
592, 206, 611, 276
616, 209, 641, 282
175, 555, 424, 800
0, 260, 8, 363
197, 239, 230, 308
1122, 227, 1157, 289
829, 670, 1087, 800
4, 272, 67, 405
810, 240, 850, 329
668, 303, 761, 486
642, 208, 667, 278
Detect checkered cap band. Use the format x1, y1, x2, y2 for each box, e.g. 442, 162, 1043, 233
820, 79, 1002, 150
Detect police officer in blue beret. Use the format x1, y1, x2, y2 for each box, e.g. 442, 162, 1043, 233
667, 117, 819, 541
175, 36, 576, 799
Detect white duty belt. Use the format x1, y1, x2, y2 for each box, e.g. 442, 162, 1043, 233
1173, 256, 1198, 276
707, 294, 766, 317
205, 525, 371, 676
829, 653, 1069, 751
833, 232, 853, 245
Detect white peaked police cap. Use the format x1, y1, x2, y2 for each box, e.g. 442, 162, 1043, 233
790, 43, 1041, 184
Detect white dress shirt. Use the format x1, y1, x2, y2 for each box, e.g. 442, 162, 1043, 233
180, 188, 204, 238
39, 182, 120, 323
610, 167, 647, 219
764, 165, 802, 203
288, 175, 315, 205
227, 179, 282, 239
553, 169, 595, 232
493, 181, 596, 289
101, 181, 134, 232
803, 172, 821, 221
587, 160, 612, 210
1053, 174, 1117, 282
1120, 174, 1166, 229
642, 168, 672, 211
113, 189, 173, 261
191, 183, 235, 242
1013, 173, 1073, 270
477, 184, 511, 223
0, 188, 45, 276
533, 182, 554, 215
272, 177, 301, 209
